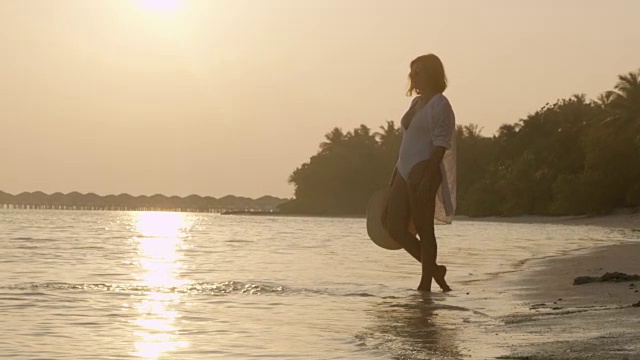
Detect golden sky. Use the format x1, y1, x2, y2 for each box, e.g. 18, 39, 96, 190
2, 0, 639, 198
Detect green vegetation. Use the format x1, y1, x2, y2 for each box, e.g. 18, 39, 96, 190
280, 69, 640, 216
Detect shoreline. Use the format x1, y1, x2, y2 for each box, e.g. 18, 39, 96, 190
223, 210, 640, 224
496, 237, 640, 358
456, 210, 640, 230
233, 211, 640, 230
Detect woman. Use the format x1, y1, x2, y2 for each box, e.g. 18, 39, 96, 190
386, 54, 456, 292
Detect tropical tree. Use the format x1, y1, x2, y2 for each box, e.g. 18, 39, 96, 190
282, 69, 640, 216
580, 69, 640, 209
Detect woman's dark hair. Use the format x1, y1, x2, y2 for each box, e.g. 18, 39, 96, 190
407, 54, 448, 96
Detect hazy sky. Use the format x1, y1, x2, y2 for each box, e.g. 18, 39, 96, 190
2, 0, 639, 198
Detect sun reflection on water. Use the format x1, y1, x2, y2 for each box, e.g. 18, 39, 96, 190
131, 212, 191, 358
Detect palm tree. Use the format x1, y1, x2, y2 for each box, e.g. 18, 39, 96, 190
320, 127, 346, 153
597, 91, 615, 108
607, 69, 640, 126
585, 69, 640, 208
349, 124, 373, 140
460, 123, 483, 139
375, 120, 401, 148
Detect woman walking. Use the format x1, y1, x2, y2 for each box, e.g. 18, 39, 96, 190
385, 54, 456, 292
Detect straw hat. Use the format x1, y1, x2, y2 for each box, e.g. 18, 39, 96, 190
366, 188, 416, 250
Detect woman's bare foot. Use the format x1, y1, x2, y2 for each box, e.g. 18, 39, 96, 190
434, 265, 452, 292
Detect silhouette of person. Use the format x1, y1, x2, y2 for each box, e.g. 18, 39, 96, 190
385, 54, 456, 292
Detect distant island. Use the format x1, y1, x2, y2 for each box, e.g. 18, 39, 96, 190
0, 190, 288, 213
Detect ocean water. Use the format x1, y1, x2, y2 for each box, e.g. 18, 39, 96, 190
0, 210, 636, 359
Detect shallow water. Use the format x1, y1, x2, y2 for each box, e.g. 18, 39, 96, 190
0, 210, 635, 359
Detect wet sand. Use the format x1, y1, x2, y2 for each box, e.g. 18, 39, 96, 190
497, 213, 640, 359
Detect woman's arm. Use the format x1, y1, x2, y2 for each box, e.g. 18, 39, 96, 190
418, 147, 446, 198
419, 97, 455, 197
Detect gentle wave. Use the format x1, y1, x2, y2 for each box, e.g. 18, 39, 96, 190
2, 281, 289, 295
1, 281, 389, 298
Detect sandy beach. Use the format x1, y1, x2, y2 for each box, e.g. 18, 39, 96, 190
496, 212, 640, 359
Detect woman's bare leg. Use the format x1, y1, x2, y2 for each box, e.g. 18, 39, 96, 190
409, 163, 451, 292
386, 175, 450, 291
386, 176, 422, 262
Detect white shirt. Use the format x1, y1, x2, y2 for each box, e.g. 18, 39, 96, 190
396, 94, 457, 224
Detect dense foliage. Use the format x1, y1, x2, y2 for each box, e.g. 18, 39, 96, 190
280, 70, 640, 216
